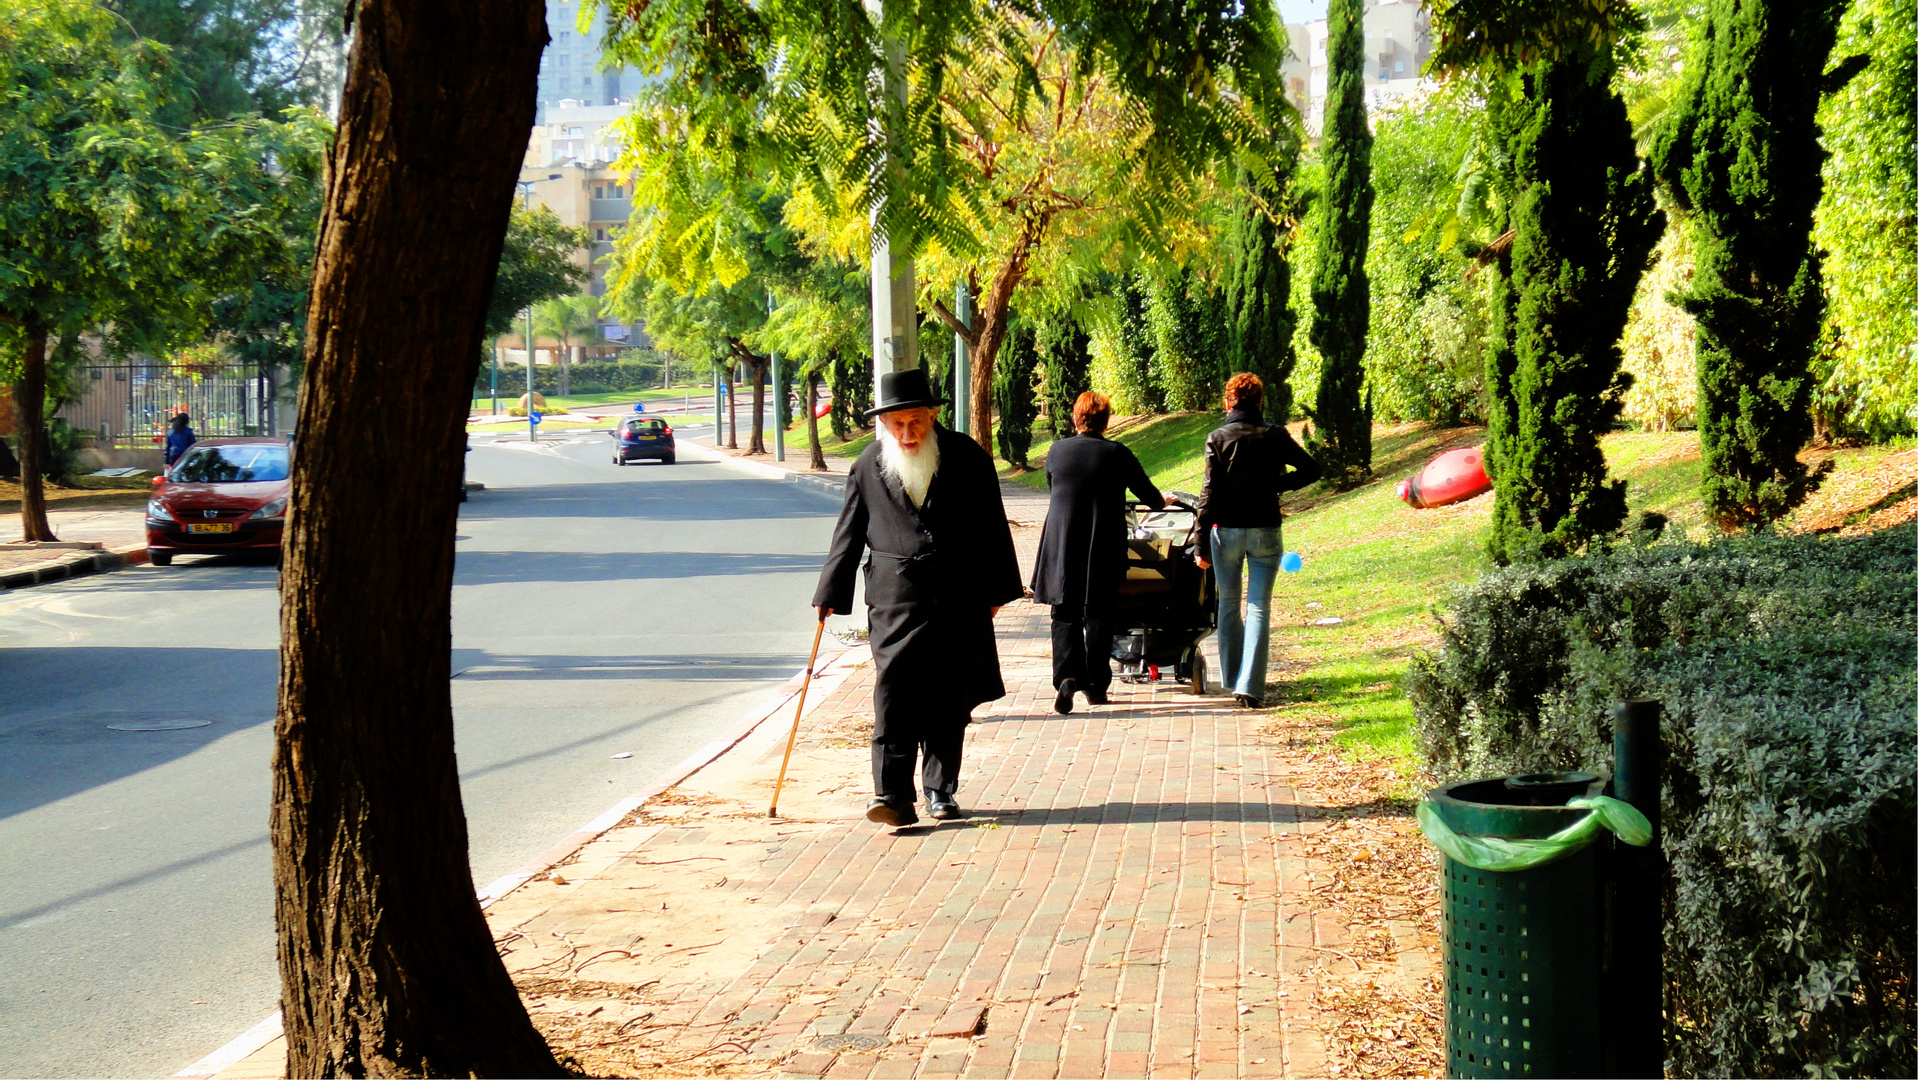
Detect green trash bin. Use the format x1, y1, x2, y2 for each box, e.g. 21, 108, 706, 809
1420, 773, 1652, 1079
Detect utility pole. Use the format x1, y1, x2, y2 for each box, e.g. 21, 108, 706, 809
952, 283, 971, 434
867, 0, 916, 378
523, 306, 537, 442
769, 290, 786, 461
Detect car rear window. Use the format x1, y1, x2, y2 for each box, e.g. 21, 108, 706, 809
628, 419, 667, 433
172, 445, 291, 483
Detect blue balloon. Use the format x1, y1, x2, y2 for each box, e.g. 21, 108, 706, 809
1281, 551, 1303, 573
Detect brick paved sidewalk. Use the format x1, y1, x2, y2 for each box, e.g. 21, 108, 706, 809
196, 473, 1437, 1080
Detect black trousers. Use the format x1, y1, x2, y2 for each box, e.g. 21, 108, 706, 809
872, 725, 965, 801
1051, 604, 1113, 694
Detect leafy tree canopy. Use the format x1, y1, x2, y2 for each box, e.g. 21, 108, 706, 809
596, 0, 1295, 265
1426, 0, 1647, 74
108, 0, 346, 125
486, 205, 590, 340
0, 0, 327, 364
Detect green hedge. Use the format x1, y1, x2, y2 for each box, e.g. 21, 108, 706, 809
474, 357, 662, 398
1408, 525, 1916, 1078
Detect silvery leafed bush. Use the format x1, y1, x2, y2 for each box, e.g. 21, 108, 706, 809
1407, 524, 1916, 1078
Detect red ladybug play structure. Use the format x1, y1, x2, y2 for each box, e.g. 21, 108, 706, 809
1397, 446, 1492, 508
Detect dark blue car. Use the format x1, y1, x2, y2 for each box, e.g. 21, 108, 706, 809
612, 415, 676, 465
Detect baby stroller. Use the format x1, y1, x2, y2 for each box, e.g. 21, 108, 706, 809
1107, 492, 1218, 693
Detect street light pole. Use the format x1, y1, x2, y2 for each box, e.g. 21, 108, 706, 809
513, 174, 562, 440
524, 305, 537, 442
770, 290, 785, 462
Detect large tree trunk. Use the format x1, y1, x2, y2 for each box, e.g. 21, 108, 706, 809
805, 371, 826, 470
748, 356, 767, 455
13, 330, 55, 542
272, 1, 563, 1077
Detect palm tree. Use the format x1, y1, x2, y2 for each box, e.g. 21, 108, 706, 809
532, 294, 602, 398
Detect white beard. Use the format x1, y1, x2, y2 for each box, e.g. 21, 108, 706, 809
878, 424, 939, 509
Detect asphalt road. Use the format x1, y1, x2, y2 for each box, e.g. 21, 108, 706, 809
0, 431, 844, 1079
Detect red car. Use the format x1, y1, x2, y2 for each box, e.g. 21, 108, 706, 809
146, 437, 292, 566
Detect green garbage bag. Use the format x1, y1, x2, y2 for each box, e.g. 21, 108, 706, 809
1416, 795, 1652, 872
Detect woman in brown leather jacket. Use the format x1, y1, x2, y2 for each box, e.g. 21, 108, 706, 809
1193, 373, 1321, 707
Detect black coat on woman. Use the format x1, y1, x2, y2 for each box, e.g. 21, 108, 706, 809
1029, 432, 1164, 610
813, 426, 1025, 732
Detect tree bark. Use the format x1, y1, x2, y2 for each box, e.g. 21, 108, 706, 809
724, 363, 738, 449
964, 225, 1042, 456
272, 1, 563, 1076
805, 371, 826, 470
13, 331, 55, 542
749, 356, 767, 455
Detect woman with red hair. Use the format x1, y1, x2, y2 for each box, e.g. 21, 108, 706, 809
1031, 390, 1163, 714
1194, 373, 1321, 707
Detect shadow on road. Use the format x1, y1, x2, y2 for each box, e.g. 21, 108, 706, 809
458, 477, 839, 522
451, 549, 825, 585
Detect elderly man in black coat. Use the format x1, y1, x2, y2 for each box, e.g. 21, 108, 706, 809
1030, 391, 1163, 714
813, 369, 1024, 827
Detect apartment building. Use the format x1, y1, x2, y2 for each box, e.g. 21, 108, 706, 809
1283, 0, 1435, 136
535, 0, 641, 123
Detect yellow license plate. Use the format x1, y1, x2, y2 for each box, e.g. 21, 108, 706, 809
186, 523, 236, 534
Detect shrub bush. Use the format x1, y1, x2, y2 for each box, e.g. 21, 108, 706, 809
474, 356, 664, 399
1408, 524, 1916, 1078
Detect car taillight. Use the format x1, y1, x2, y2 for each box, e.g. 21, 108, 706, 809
662, 426, 672, 436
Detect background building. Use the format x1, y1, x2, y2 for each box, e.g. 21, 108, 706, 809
535, 0, 640, 123
1283, 0, 1434, 136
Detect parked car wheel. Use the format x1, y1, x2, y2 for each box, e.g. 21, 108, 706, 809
664, 453, 676, 464
150, 551, 172, 566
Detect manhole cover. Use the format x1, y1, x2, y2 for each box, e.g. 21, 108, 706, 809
107, 719, 213, 731
811, 1034, 888, 1053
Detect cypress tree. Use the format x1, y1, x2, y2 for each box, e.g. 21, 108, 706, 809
1651, 0, 1845, 530
1307, 0, 1374, 486
1227, 182, 1297, 420
1038, 316, 1092, 440
1144, 268, 1231, 412
1112, 272, 1166, 414
994, 319, 1041, 467
1486, 45, 1663, 563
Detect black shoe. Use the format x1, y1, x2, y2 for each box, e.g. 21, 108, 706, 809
926, 790, 965, 820
1084, 688, 1109, 706
1233, 693, 1263, 709
1054, 678, 1077, 715
866, 797, 919, 827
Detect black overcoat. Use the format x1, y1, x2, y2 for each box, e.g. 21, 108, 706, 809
1029, 433, 1164, 610
813, 427, 1024, 733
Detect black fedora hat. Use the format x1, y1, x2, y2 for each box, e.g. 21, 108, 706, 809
864, 368, 948, 419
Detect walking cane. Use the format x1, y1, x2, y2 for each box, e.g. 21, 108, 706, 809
769, 619, 827, 818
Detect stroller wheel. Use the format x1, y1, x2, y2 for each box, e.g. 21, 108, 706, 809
1189, 652, 1208, 696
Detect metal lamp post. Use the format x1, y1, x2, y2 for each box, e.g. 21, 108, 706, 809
514, 174, 562, 441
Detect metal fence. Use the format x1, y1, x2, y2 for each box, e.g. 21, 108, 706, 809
59, 364, 283, 448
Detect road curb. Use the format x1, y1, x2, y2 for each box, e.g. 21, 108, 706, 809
0, 543, 147, 590
677, 440, 846, 498
170, 641, 869, 1080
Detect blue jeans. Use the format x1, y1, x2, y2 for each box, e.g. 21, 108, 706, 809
1211, 525, 1281, 701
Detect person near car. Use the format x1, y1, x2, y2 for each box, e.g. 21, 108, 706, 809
1193, 373, 1321, 708
1030, 391, 1164, 715
164, 412, 196, 467
812, 369, 1023, 827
